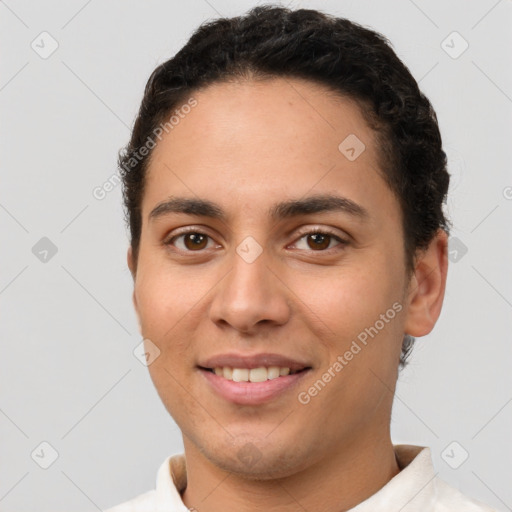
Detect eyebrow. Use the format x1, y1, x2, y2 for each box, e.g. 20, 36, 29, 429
148, 194, 369, 223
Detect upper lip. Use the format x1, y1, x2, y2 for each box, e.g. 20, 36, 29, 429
198, 352, 312, 372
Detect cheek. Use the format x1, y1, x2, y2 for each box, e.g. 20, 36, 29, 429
134, 272, 191, 375
136, 269, 199, 416
135, 258, 200, 335
296, 267, 404, 408
134, 260, 226, 375
291, 262, 401, 343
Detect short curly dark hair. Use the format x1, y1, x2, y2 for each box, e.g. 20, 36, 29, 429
119, 5, 450, 369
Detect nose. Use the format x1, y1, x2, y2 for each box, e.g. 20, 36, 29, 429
208, 243, 291, 334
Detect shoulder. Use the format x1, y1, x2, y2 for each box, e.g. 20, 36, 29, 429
434, 477, 497, 511
392, 445, 496, 512
100, 453, 183, 512
102, 489, 157, 512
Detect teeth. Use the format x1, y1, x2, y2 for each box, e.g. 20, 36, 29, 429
267, 366, 280, 379
210, 366, 302, 382
232, 368, 249, 382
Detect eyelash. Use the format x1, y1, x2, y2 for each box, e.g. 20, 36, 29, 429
164, 226, 349, 254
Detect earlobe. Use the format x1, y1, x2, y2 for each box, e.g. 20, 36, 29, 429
403, 229, 449, 337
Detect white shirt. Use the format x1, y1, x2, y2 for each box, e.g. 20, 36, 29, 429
103, 444, 496, 511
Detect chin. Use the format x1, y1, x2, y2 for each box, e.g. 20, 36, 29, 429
201, 438, 312, 480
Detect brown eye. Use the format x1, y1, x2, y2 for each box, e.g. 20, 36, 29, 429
306, 233, 332, 250
292, 229, 347, 252
182, 233, 208, 250
166, 231, 216, 252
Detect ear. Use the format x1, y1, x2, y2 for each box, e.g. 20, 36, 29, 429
403, 229, 449, 337
127, 245, 136, 280
127, 246, 141, 331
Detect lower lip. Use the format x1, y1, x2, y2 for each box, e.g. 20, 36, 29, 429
199, 368, 311, 405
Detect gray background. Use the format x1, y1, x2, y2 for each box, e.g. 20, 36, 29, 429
1, 0, 511, 511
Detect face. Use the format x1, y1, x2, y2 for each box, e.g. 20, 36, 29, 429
128, 77, 446, 479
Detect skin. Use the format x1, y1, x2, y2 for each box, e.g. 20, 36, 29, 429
127, 77, 448, 512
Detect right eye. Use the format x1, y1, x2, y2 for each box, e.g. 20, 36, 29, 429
165, 229, 220, 252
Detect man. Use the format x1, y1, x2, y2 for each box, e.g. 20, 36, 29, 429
107, 5, 495, 511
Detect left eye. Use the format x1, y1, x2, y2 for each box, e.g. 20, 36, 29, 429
291, 230, 347, 251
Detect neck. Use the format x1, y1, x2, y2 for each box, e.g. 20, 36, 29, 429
181, 432, 400, 512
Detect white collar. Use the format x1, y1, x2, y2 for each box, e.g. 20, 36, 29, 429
350, 445, 437, 511
153, 444, 441, 511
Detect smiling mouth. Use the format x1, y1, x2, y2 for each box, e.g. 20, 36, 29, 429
198, 365, 311, 382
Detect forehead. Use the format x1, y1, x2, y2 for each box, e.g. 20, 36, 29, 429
142, 77, 395, 225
